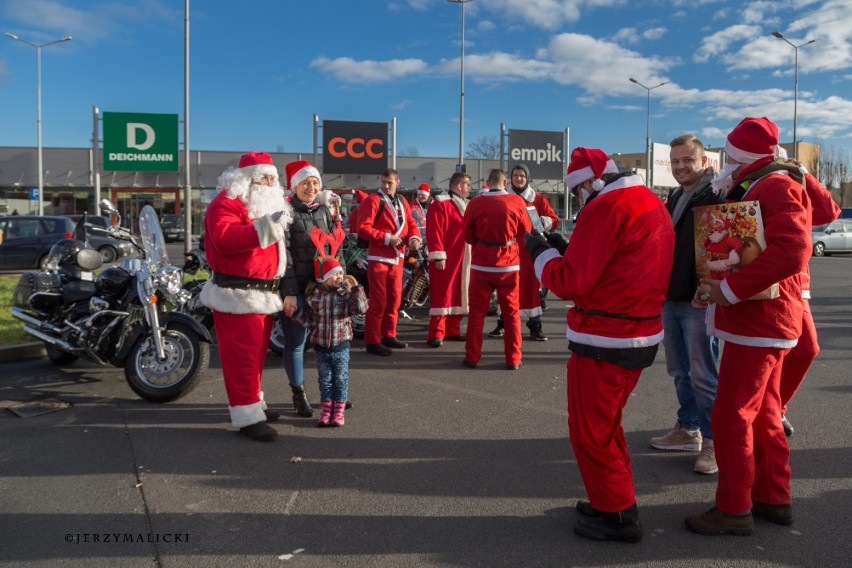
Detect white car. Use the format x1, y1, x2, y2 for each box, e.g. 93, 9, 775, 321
812, 219, 852, 256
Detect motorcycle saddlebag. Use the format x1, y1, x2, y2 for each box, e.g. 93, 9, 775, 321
14, 271, 62, 309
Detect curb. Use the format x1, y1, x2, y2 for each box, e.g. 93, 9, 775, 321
0, 342, 46, 364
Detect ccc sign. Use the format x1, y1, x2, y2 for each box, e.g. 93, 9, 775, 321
323, 120, 387, 175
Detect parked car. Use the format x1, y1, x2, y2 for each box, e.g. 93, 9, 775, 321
812, 219, 852, 257
0, 215, 76, 270
67, 214, 137, 263
160, 214, 186, 242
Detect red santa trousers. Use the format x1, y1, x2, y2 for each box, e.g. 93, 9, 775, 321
567, 353, 641, 513
712, 342, 792, 513
465, 270, 521, 367
780, 299, 819, 414
429, 314, 464, 341
366, 261, 403, 344
213, 311, 273, 427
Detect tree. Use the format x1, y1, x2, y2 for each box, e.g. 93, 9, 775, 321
398, 146, 420, 157
816, 143, 851, 190
467, 135, 500, 160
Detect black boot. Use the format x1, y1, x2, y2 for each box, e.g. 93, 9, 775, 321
291, 385, 314, 418
573, 504, 643, 543
528, 320, 548, 341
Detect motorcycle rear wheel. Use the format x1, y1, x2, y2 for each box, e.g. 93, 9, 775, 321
45, 343, 79, 366
267, 316, 286, 356
125, 322, 210, 403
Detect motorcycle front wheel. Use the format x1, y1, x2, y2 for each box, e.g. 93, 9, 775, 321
125, 323, 210, 403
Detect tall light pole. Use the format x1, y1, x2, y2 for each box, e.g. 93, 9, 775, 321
448, 0, 472, 172
629, 77, 667, 188
5, 32, 72, 216
772, 31, 817, 160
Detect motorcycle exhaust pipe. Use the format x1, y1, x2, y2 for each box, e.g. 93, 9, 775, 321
22, 325, 73, 351
10, 307, 65, 334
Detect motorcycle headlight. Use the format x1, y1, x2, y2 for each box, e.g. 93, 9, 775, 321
156, 266, 184, 295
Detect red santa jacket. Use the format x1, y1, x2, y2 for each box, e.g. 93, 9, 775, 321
514, 184, 559, 231
357, 190, 421, 265
427, 193, 469, 315
714, 166, 810, 347
801, 171, 841, 296
534, 175, 674, 348
463, 190, 531, 272
201, 191, 288, 315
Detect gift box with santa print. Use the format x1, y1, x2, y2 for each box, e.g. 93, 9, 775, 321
694, 201, 779, 300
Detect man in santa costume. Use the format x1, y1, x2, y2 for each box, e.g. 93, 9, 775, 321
425, 172, 471, 347
525, 147, 674, 542
684, 117, 810, 535
410, 183, 432, 237
201, 151, 291, 442
357, 168, 422, 356
489, 163, 558, 341
462, 168, 531, 370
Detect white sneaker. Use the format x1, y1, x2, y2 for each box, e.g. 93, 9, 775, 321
694, 438, 718, 474
650, 423, 702, 452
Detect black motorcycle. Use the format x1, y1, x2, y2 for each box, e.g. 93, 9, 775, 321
11, 202, 212, 403
400, 246, 429, 314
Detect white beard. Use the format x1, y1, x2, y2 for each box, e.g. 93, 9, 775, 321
246, 183, 286, 219
711, 162, 740, 197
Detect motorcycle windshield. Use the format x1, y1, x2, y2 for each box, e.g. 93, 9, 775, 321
138, 205, 170, 267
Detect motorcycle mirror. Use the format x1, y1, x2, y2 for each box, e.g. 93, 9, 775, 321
74, 211, 89, 242
99, 199, 117, 214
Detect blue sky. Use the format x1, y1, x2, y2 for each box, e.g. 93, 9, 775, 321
2, 0, 851, 162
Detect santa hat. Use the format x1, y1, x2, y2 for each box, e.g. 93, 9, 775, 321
417, 183, 431, 197
238, 151, 278, 181
314, 257, 343, 283
725, 117, 783, 165
353, 189, 368, 204
564, 147, 619, 191
285, 160, 322, 190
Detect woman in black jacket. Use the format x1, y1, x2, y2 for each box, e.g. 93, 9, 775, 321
279, 160, 341, 418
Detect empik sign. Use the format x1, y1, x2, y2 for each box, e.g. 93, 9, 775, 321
507, 129, 565, 180
103, 112, 179, 172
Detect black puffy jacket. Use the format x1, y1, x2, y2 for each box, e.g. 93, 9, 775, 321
281, 199, 336, 297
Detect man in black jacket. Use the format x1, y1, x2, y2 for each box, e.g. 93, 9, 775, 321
649, 135, 722, 475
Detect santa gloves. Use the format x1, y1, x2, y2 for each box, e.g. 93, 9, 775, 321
318, 190, 342, 209
545, 231, 569, 255
524, 231, 552, 263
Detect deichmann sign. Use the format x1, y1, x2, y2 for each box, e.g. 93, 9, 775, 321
103, 112, 179, 172
507, 129, 564, 180
322, 120, 387, 175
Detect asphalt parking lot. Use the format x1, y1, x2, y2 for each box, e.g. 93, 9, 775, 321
1, 257, 850, 567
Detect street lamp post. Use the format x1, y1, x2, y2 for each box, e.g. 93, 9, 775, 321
629, 77, 667, 189
447, 0, 472, 172
5, 32, 72, 216
772, 31, 817, 160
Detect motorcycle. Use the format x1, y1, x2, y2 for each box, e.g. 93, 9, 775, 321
11, 201, 212, 403
399, 246, 429, 315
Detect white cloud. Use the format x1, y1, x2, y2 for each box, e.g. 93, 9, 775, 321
643, 27, 667, 41
310, 57, 428, 83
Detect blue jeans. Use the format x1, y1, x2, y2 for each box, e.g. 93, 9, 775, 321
281, 295, 307, 388
662, 300, 720, 439
316, 346, 350, 402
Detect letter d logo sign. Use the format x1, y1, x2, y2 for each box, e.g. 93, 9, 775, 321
127, 123, 155, 151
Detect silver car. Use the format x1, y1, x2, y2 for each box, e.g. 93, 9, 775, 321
812, 219, 852, 256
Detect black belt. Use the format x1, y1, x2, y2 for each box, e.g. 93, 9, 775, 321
478, 238, 516, 247
212, 273, 282, 292
574, 306, 660, 321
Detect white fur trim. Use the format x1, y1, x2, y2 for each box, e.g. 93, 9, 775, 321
254, 215, 287, 249
229, 400, 266, 429
318, 266, 343, 283
433, 193, 450, 202
533, 247, 562, 282
429, 306, 468, 316
290, 165, 322, 189
428, 250, 447, 261
541, 217, 553, 231
240, 163, 279, 181
724, 140, 783, 166
565, 166, 593, 190
200, 280, 284, 315
566, 327, 664, 348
